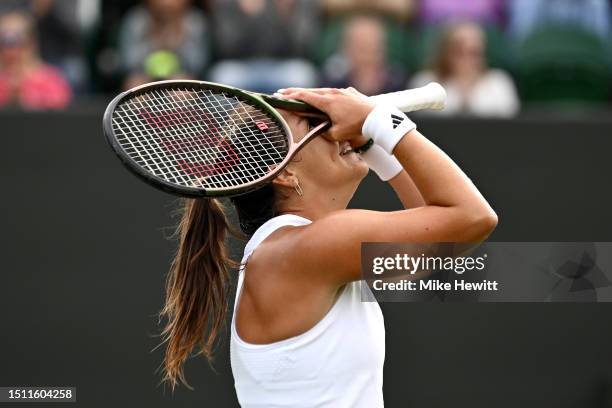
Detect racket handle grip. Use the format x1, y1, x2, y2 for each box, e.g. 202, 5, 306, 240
369, 82, 447, 113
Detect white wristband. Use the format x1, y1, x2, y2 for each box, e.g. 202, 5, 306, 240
360, 143, 403, 181
362, 104, 416, 154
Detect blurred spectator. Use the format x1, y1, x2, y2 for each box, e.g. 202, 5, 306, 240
509, 0, 610, 40
410, 22, 519, 118
0, 0, 92, 92
119, 0, 208, 89
32, 0, 90, 92
0, 11, 71, 110
208, 0, 318, 93
322, 0, 415, 22
322, 15, 406, 96
419, 0, 506, 27
92, 0, 141, 93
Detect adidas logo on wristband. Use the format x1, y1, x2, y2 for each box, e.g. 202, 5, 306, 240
391, 114, 404, 129
362, 105, 417, 154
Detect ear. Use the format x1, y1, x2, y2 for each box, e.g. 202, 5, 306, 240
271, 167, 300, 190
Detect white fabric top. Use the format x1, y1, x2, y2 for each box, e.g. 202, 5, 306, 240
230, 214, 385, 408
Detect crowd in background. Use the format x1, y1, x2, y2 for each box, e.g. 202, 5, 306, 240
1, 0, 611, 117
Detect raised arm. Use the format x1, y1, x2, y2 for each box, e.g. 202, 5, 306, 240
278, 88, 498, 286
349, 130, 425, 209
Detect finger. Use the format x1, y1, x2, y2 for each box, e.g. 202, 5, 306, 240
279, 90, 331, 111
343, 86, 369, 100
349, 134, 369, 148
345, 87, 362, 96
278, 87, 337, 96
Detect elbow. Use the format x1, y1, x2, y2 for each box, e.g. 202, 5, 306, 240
482, 210, 499, 235
470, 207, 498, 240
456, 206, 497, 242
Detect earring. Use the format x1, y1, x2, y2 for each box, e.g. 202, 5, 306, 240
294, 180, 304, 196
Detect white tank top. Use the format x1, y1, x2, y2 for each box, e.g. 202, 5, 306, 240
230, 214, 385, 408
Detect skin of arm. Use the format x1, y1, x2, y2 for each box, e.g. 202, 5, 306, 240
277, 88, 498, 286
388, 171, 426, 209
235, 87, 497, 344
350, 132, 425, 209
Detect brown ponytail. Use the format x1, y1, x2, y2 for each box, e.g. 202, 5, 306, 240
160, 198, 236, 389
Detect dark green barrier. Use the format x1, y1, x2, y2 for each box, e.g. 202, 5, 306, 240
1, 111, 611, 407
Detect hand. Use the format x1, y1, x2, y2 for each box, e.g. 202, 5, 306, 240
278, 87, 375, 142
348, 134, 371, 149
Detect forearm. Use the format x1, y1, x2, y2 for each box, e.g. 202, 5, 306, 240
387, 171, 425, 209
278, 85, 496, 234
354, 134, 424, 209
393, 129, 493, 216
359, 103, 496, 233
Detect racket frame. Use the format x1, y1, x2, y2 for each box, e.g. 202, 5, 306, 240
104, 79, 446, 198
103, 79, 306, 197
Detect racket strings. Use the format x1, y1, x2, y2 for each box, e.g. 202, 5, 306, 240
111, 86, 289, 191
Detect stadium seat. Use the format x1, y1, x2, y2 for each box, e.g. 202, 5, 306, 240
517, 25, 612, 106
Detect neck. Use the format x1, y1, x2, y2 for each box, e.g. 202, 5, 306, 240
278, 185, 354, 221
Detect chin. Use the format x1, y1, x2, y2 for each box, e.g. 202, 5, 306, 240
337, 152, 369, 181
352, 158, 370, 180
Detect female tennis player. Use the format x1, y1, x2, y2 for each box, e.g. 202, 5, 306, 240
160, 87, 497, 406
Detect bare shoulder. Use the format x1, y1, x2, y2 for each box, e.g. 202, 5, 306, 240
245, 208, 428, 289
243, 210, 373, 282
242, 224, 305, 287
237, 223, 341, 343
253, 205, 489, 285
265, 210, 388, 284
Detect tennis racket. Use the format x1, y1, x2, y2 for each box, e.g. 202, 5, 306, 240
103, 80, 446, 198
